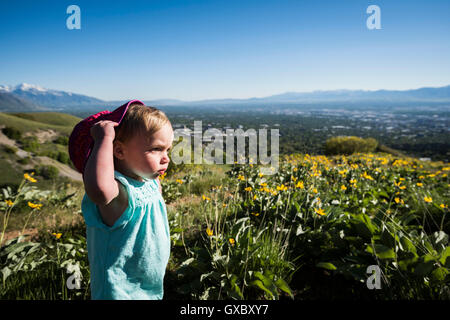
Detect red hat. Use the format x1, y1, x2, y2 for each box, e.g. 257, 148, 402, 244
68, 99, 145, 174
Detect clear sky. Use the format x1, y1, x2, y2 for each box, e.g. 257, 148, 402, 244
0, 0, 449, 101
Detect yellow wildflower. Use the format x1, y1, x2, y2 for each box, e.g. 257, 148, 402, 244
314, 208, 326, 216
312, 188, 318, 194
416, 183, 423, 187
27, 202, 42, 210
295, 181, 304, 189
228, 238, 235, 246
424, 196, 433, 203
206, 228, 213, 236
340, 185, 347, 191
24, 173, 37, 183
5, 199, 14, 207
244, 186, 252, 192
202, 195, 211, 201
440, 204, 447, 209
361, 172, 374, 180
175, 179, 183, 184
237, 175, 245, 181
52, 232, 62, 239
276, 184, 287, 191
251, 212, 260, 217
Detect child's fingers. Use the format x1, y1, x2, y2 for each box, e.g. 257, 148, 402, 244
92, 120, 119, 129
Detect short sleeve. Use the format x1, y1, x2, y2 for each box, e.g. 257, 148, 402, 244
81, 174, 135, 231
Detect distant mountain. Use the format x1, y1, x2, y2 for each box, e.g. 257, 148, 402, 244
3, 83, 106, 109
180, 85, 450, 105
0, 91, 46, 112
1, 83, 449, 112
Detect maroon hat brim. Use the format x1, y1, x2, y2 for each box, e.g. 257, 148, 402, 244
68, 99, 145, 174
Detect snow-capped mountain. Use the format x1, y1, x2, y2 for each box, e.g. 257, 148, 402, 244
1, 82, 450, 112
6, 83, 106, 109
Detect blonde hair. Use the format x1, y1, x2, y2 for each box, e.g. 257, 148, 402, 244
115, 103, 171, 144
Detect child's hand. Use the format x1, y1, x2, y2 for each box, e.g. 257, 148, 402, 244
90, 120, 119, 141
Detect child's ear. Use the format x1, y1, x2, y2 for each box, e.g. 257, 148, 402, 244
113, 141, 126, 160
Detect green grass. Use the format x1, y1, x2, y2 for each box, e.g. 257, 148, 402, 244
0, 158, 23, 188
9, 112, 81, 128
0, 112, 79, 135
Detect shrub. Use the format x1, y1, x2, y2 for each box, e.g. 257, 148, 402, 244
2, 127, 22, 140
17, 157, 31, 165
3, 145, 18, 154
20, 136, 40, 153
57, 152, 69, 164
54, 135, 69, 146
325, 136, 378, 155
35, 165, 59, 180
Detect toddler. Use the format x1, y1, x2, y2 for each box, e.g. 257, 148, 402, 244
69, 100, 174, 299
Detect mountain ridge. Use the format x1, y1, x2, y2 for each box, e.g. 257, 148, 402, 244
1, 83, 449, 111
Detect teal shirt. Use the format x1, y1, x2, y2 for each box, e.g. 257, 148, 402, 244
81, 170, 171, 300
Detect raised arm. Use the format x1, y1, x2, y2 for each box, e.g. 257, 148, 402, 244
83, 120, 119, 205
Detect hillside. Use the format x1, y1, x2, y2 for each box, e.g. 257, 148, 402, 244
0, 112, 80, 135
0, 112, 82, 185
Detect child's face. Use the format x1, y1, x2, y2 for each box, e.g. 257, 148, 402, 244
114, 123, 174, 181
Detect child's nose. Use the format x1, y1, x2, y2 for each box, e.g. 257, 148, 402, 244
161, 153, 170, 163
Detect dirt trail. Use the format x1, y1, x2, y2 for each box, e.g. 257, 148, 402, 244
24, 129, 58, 143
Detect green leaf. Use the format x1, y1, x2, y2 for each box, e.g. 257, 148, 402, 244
431, 267, 448, 282
316, 262, 337, 270
367, 244, 395, 260
229, 275, 244, 299
400, 237, 417, 255
352, 214, 378, 240
274, 278, 294, 299
250, 280, 274, 299
1, 266, 12, 282
439, 247, 450, 267
254, 271, 278, 299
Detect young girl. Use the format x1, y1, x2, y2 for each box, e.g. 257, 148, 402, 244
72, 101, 174, 299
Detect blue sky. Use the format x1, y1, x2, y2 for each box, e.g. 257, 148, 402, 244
0, 0, 449, 101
